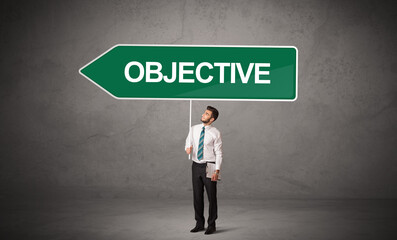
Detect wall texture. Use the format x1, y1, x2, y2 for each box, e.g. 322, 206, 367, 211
1, 0, 396, 199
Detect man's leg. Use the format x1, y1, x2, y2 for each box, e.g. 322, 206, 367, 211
204, 176, 218, 227
192, 162, 205, 228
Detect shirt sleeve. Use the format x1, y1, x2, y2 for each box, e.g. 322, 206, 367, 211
185, 126, 193, 150
214, 131, 223, 170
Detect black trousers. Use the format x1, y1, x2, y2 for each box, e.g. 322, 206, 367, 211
192, 161, 218, 227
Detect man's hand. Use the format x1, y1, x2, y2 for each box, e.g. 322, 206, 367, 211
186, 146, 193, 154
211, 171, 219, 181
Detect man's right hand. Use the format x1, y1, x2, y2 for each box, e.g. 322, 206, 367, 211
186, 146, 193, 154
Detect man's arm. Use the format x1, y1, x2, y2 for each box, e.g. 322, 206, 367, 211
213, 131, 223, 171
185, 127, 193, 154
210, 131, 222, 181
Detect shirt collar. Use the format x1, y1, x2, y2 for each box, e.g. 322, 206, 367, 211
201, 123, 212, 129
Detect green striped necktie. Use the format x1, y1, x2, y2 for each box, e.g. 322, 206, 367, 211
197, 126, 205, 160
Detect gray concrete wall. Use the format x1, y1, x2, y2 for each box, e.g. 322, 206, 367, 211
1, 0, 396, 199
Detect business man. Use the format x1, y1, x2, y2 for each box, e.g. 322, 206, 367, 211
185, 106, 222, 235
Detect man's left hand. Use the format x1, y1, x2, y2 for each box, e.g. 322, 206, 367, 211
211, 172, 219, 181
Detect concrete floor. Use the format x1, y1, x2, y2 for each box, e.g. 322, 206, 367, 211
2, 197, 396, 240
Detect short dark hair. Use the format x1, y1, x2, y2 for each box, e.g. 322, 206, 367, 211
207, 106, 219, 121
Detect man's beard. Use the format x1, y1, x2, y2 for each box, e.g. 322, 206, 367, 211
201, 118, 210, 124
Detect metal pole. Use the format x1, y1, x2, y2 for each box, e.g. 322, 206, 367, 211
188, 100, 192, 159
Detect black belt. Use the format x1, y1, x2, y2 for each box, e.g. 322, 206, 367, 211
193, 161, 215, 167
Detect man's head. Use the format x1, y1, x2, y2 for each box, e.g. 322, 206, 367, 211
201, 106, 219, 125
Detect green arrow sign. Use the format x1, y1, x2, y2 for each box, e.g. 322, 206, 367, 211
79, 44, 298, 101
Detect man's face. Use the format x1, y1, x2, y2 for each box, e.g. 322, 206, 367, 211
201, 110, 213, 124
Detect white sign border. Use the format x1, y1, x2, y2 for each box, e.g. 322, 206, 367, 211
79, 44, 298, 102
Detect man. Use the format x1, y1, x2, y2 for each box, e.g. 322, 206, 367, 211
185, 106, 222, 235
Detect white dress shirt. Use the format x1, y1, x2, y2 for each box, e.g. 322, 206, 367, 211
185, 123, 223, 170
